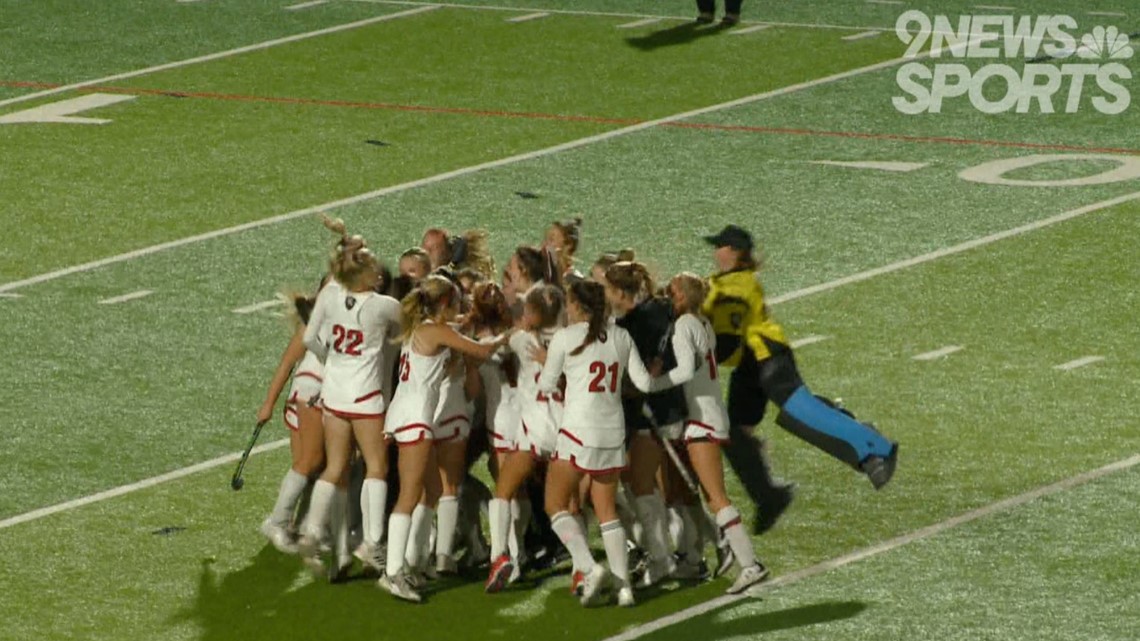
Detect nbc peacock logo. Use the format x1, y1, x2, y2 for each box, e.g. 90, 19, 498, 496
1075, 26, 1134, 60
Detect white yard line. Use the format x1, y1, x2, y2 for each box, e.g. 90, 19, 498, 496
913, 345, 963, 361
0, 439, 290, 531
348, 0, 911, 32
730, 24, 773, 35
1087, 11, 1126, 18
0, 293, 22, 299
974, 5, 1015, 10
616, 17, 663, 29
842, 30, 882, 41
603, 453, 1140, 641
0, 5, 440, 110
0, 50, 947, 295
769, 191, 1140, 305
232, 299, 285, 314
866, 0, 904, 5
1054, 356, 1105, 371
789, 334, 830, 348
506, 11, 549, 22
284, 0, 330, 10
97, 289, 154, 305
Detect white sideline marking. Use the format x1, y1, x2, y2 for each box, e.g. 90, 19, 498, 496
975, 5, 1015, 10
506, 12, 548, 22
730, 24, 772, 35
233, 299, 285, 314
790, 334, 830, 348
97, 290, 154, 305
603, 453, 1140, 641
913, 345, 963, 361
0, 93, 136, 125
616, 17, 662, 29
0, 46, 956, 295
1054, 356, 1105, 371
0, 439, 290, 531
284, 0, 329, 9
812, 160, 929, 172
842, 30, 881, 41
0, 293, 22, 299
0, 5, 440, 110
769, 191, 1140, 305
1087, 11, 1126, 17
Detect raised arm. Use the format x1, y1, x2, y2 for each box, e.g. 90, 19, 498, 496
430, 323, 511, 361
303, 287, 333, 360
536, 331, 568, 394
258, 327, 307, 423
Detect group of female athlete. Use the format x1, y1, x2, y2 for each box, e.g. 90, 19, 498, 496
255, 216, 899, 606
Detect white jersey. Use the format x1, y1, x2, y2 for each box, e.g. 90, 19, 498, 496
433, 361, 471, 441
511, 328, 562, 456
648, 314, 729, 438
538, 321, 652, 448
385, 339, 451, 443
304, 287, 401, 418
479, 344, 519, 452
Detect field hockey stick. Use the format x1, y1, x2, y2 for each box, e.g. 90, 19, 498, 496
230, 419, 268, 491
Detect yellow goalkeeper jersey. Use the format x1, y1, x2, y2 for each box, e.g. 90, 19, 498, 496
701, 269, 788, 366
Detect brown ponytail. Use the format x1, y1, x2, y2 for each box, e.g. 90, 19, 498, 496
568, 280, 608, 356
604, 261, 655, 302
397, 275, 458, 343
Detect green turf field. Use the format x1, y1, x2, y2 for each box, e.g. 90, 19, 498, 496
1, 1, 1137, 640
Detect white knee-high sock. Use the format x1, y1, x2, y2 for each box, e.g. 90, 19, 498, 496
332, 488, 350, 559
362, 479, 388, 546
667, 504, 684, 550
634, 494, 672, 562
406, 504, 435, 569
269, 469, 310, 527
507, 498, 531, 562
677, 504, 702, 560
600, 520, 630, 585
435, 495, 459, 559
551, 511, 594, 572
489, 498, 510, 558
385, 512, 412, 576
716, 505, 757, 569
301, 479, 336, 539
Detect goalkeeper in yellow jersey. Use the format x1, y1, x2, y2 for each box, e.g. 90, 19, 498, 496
702, 225, 898, 530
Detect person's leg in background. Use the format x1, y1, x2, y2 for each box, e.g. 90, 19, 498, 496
724, 348, 795, 535
695, 0, 715, 23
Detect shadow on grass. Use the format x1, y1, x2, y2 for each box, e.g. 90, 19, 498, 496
625, 21, 735, 52
663, 599, 869, 638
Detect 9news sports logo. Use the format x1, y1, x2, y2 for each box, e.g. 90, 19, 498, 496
892, 12, 1134, 115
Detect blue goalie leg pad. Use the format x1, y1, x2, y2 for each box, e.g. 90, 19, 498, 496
776, 386, 895, 468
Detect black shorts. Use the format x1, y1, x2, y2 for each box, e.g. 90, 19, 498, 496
727, 338, 803, 427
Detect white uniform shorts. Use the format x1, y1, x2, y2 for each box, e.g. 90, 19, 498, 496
554, 428, 627, 476
284, 375, 323, 431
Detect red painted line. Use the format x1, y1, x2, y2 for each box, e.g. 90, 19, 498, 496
2, 79, 1135, 155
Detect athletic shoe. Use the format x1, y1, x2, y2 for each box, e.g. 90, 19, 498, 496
714, 538, 736, 578
328, 553, 354, 584
405, 570, 430, 590
296, 533, 325, 577
721, 14, 740, 26
570, 569, 585, 596
672, 554, 710, 581
378, 571, 423, 604
436, 554, 459, 576
617, 585, 636, 607
508, 559, 523, 585
578, 565, 611, 607
754, 483, 796, 534
695, 12, 714, 24
862, 442, 899, 490
463, 531, 491, 570
726, 563, 770, 595
637, 555, 677, 589
354, 542, 386, 575
260, 519, 297, 554
485, 554, 514, 593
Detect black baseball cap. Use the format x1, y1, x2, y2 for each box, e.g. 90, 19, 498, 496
703, 225, 753, 251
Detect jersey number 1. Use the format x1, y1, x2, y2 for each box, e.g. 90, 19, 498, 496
332, 325, 363, 356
